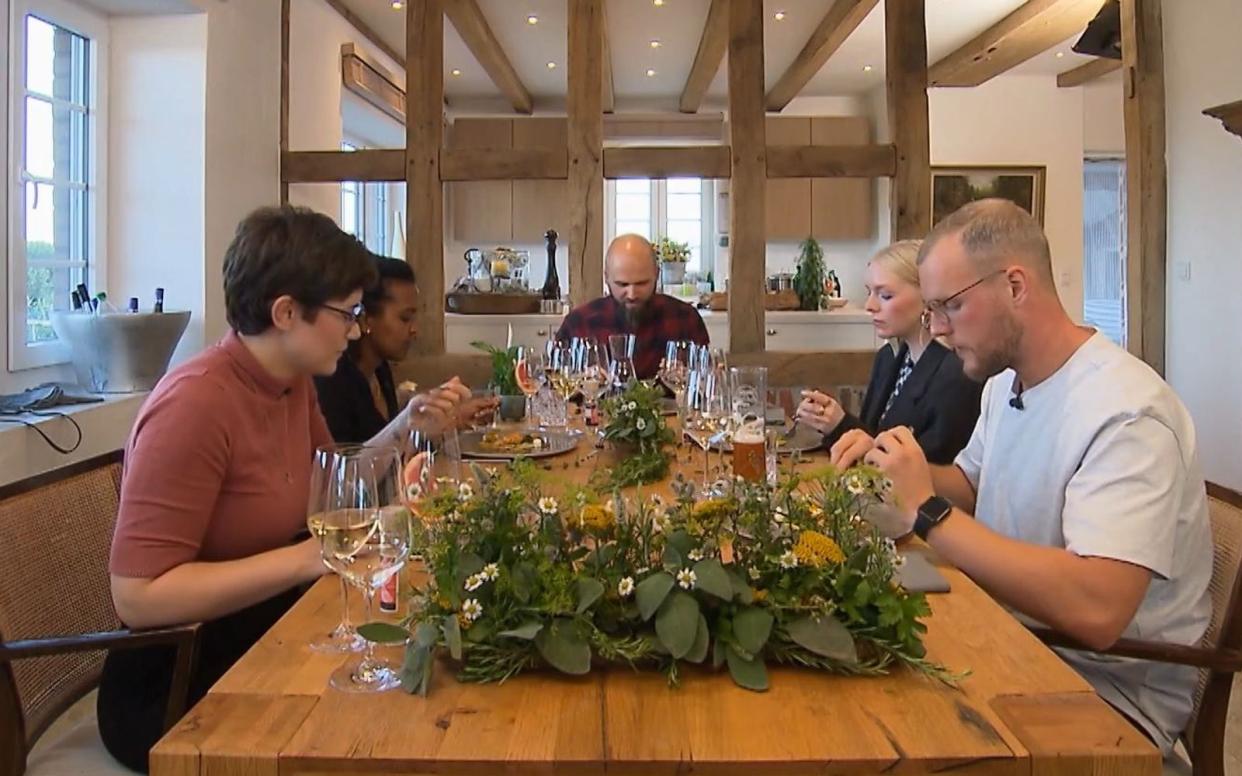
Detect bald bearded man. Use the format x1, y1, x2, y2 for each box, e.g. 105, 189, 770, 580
557, 234, 709, 379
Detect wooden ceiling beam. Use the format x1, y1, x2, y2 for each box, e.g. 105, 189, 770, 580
603, 146, 732, 179
765, 144, 896, 178
321, 0, 405, 69
1204, 100, 1242, 141
765, 0, 879, 112
602, 0, 615, 113
444, 0, 534, 114
1056, 56, 1121, 87
440, 148, 568, 181
281, 150, 405, 182
679, 0, 728, 114
929, 0, 1107, 88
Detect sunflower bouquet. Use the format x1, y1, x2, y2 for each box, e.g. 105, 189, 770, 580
388, 461, 951, 695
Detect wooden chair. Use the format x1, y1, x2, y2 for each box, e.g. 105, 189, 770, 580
0, 452, 199, 776
1031, 488, 1242, 776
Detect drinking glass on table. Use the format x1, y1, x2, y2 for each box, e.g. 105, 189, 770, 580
324, 445, 410, 693
683, 367, 728, 491
574, 338, 608, 432
607, 334, 637, 394
547, 341, 579, 426
513, 345, 545, 430
659, 340, 693, 434
730, 366, 768, 483
306, 444, 366, 654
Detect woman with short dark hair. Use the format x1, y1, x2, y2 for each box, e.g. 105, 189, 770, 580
97, 207, 465, 772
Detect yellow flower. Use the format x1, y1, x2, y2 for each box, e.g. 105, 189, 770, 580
692, 498, 732, 521
579, 504, 614, 532
793, 530, 845, 568
752, 589, 768, 602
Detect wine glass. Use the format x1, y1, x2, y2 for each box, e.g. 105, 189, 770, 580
326, 445, 411, 693
307, 444, 366, 654
513, 345, 545, 430
659, 340, 693, 432
547, 342, 579, 426
607, 334, 637, 394
684, 366, 728, 490
574, 338, 608, 434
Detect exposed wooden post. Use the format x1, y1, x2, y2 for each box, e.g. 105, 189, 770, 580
886, 0, 931, 239
601, 0, 615, 113
407, 0, 445, 355
280, 0, 290, 205
1121, 0, 1166, 374
568, 0, 605, 308
727, 0, 766, 353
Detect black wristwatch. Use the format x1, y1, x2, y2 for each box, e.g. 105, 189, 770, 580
913, 496, 953, 541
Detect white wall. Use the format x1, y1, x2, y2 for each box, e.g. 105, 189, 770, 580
1163, 0, 1242, 490
1083, 75, 1125, 155
108, 14, 207, 363
928, 75, 1086, 319
287, 0, 405, 220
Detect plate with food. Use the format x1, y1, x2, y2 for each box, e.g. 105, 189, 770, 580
707, 422, 823, 455
459, 428, 579, 460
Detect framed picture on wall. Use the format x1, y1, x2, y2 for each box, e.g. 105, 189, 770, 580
931, 166, 1046, 226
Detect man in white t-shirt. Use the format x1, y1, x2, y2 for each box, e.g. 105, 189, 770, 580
830, 199, 1212, 754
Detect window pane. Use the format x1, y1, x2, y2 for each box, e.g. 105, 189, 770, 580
615, 220, 650, 239
25, 98, 54, 179
616, 193, 650, 222
26, 183, 87, 261
667, 193, 701, 221
25, 16, 56, 97
616, 178, 650, 195
667, 177, 701, 194
340, 184, 360, 236
25, 97, 87, 183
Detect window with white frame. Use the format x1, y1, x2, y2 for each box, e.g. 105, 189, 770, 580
340, 141, 392, 256
605, 177, 714, 276
8, 0, 107, 370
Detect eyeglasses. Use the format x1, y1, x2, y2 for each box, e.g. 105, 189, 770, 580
925, 269, 1006, 324
319, 302, 365, 327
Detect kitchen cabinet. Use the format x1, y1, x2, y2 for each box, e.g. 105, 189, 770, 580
810, 117, 874, 240
512, 118, 569, 242
765, 117, 812, 240
449, 118, 513, 242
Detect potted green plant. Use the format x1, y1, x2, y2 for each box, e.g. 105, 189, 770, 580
654, 236, 691, 285
471, 341, 525, 421
793, 237, 826, 311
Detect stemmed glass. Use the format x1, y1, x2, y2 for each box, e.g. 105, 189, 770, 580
659, 340, 693, 437
306, 444, 365, 654
547, 341, 579, 427
574, 338, 608, 435
513, 345, 545, 430
683, 366, 728, 490
607, 334, 637, 395
324, 445, 411, 693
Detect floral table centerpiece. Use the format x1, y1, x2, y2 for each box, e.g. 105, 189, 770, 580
598, 380, 674, 487
377, 462, 952, 696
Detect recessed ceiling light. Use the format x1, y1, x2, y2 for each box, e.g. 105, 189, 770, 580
526, 14, 538, 25
863, 65, 873, 72
1056, 51, 1065, 58
646, 68, 657, 77
451, 68, 462, 76
774, 10, 786, 21
546, 61, 557, 69
649, 39, 661, 48
653, 0, 664, 6
391, 0, 402, 8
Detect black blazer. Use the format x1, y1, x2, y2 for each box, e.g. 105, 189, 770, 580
313, 356, 399, 444
822, 340, 982, 465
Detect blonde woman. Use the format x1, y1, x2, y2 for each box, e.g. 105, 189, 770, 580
796, 240, 981, 465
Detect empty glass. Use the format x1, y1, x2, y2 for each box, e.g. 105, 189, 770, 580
607, 334, 637, 394
684, 366, 729, 490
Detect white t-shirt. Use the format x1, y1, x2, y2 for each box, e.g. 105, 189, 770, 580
954, 332, 1212, 753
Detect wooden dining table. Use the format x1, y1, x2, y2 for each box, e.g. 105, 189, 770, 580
150, 424, 1161, 775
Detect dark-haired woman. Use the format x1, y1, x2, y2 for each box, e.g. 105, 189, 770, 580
315, 256, 496, 443
97, 208, 465, 772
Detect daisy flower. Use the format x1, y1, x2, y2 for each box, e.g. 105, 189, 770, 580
687, 548, 704, 562
464, 573, 484, 592
779, 550, 799, 569
618, 577, 635, 597
482, 563, 499, 581
538, 496, 559, 515
458, 482, 475, 501
636, 418, 647, 431
461, 598, 483, 622
845, 475, 865, 496
676, 568, 697, 590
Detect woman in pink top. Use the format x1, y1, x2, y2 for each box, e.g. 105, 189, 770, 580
98, 206, 464, 772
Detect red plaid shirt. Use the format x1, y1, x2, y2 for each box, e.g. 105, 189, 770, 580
556, 294, 710, 379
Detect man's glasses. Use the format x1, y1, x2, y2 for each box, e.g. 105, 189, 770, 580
319, 302, 364, 327
925, 269, 1006, 325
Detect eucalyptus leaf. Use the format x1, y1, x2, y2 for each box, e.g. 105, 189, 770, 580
636, 571, 675, 621
497, 621, 544, 640
786, 616, 858, 663
727, 569, 755, 605
685, 614, 710, 664
655, 591, 700, 659
534, 618, 591, 675
465, 619, 494, 643
456, 552, 486, 587
511, 561, 537, 604
666, 529, 694, 557
726, 646, 769, 691
732, 607, 775, 655
692, 558, 734, 601
712, 638, 728, 669
413, 621, 439, 648
575, 577, 605, 615
356, 621, 411, 645
661, 544, 683, 572
442, 614, 462, 661
401, 642, 432, 695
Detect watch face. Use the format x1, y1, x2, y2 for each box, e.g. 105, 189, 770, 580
919, 496, 952, 523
